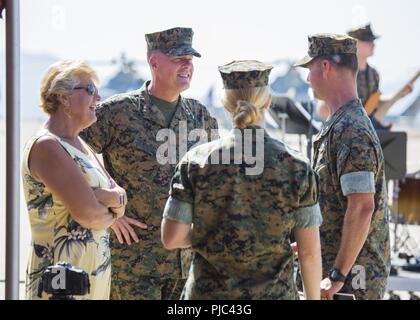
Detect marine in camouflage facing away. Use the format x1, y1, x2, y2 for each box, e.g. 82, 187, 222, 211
218, 60, 273, 89
169, 129, 322, 299
162, 60, 323, 300
81, 26, 218, 300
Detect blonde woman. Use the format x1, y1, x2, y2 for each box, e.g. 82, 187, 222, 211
161, 60, 322, 300
22, 60, 131, 299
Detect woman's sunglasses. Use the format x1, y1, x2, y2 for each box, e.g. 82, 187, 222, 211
73, 83, 98, 96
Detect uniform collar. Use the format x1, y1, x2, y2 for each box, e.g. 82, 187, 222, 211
229, 125, 269, 137
138, 81, 189, 128
317, 98, 361, 138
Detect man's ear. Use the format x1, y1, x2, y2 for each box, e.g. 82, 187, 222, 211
149, 54, 158, 70
321, 60, 333, 79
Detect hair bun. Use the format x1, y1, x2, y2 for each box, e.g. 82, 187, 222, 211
233, 100, 259, 129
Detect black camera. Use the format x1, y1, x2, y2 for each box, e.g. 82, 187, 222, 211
38, 262, 90, 300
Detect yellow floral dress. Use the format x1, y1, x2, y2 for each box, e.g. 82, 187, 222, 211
22, 129, 112, 300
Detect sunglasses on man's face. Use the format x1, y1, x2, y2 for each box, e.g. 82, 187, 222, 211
73, 83, 98, 96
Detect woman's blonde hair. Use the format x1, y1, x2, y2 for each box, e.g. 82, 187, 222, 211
39, 60, 99, 115
222, 86, 271, 129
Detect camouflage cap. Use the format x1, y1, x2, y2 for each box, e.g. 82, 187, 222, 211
145, 27, 201, 58
347, 24, 380, 42
294, 33, 357, 68
218, 60, 273, 89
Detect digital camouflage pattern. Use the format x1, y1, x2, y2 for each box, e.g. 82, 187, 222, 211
170, 126, 320, 300
294, 33, 357, 68
145, 27, 201, 57
357, 64, 380, 106
80, 81, 218, 299
347, 24, 380, 42
218, 60, 273, 89
110, 276, 186, 300
313, 99, 390, 300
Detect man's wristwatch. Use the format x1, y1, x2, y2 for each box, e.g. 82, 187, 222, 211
328, 268, 346, 283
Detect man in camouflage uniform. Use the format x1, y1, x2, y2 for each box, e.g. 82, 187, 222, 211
161, 60, 323, 300
347, 24, 413, 130
295, 34, 391, 300
81, 27, 219, 299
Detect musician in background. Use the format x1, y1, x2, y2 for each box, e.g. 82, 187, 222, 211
347, 24, 414, 130
317, 24, 415, 130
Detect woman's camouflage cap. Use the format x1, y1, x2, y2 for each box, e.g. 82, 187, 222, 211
218, 60, 273, 89
294, 33, 357, 68
145, 27, 201, 57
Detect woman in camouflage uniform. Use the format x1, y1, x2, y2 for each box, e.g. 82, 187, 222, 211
161, 60, 322, 300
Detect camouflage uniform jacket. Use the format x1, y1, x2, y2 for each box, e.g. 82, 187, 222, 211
313, 98, 390, 300
169, 126, 322, 299
357, 63, 380, 106
81, 81, 219, 279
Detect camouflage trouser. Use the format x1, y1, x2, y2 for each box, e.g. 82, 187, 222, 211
110, 275, 186, 300
339, 276, 387, 300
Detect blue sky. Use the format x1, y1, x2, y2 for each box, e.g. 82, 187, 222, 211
0, 0, 419, 115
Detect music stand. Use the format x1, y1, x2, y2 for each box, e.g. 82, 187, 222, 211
269, 96, 322, 161
269, 96, 321, 134
377, 131, 407, 180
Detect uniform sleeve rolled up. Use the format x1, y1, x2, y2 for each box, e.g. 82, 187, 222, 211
163, 196, 193, 224
293, 166, 322, 228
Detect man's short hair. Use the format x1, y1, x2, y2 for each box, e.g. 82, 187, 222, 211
317, 53, 358, 74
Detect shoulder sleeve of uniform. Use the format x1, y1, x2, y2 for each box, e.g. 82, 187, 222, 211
163, 196, 193, 224
335, 127, 378, 195
293, 164, 322, 229
80, 99, 114, 154
169, 153, 195, 204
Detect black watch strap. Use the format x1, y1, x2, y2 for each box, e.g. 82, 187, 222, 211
329, 268, 346, 283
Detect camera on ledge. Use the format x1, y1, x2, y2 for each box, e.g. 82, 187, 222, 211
38, 262, 90, 300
